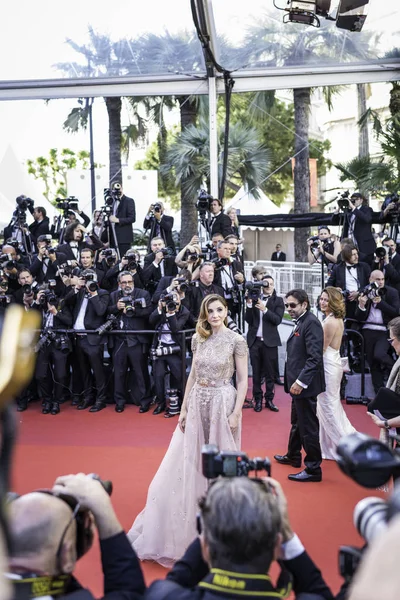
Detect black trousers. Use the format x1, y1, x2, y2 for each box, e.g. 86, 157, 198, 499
117, 242, 132, 257
362, 328, 394, 393
153, 353, 183, 404
75, 337, 107, 403
36, 344, 69, 403
249, 339, 277, 402
287, 395, 322, 474
112, 340, 152, 407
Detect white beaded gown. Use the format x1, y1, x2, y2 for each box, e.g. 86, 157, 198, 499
317, 319, 356, 460
128, 328, 248, 567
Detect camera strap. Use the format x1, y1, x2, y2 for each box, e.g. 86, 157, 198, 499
11, 573, 71, 599
199, 568, 291, 598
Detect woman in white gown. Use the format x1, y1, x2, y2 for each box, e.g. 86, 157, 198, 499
128, 294, 248, 566
317, 287, 356, 459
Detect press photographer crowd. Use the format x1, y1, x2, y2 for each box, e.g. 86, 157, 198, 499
3, 185, 400, 599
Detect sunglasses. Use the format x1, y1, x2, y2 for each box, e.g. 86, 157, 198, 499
285, 302, 300, 309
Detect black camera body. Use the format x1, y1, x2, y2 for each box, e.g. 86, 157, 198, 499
202, 444, 271, 479
153, 202, 162, 213
56, 197, 79, 212
16, 195, 34, 211
337, 190, 351, 211
38, 288, 58, 307
80, 271, 98, 293
375, 246, 389, 260
197, 189, 213, 214
212, 257, 229, 270
361, 281, 385, 300
160, 247, 174, 258
150, 344, 181, 360
96, 314, 118, 335
160, 292, 178, 312
245, 281, 263, 302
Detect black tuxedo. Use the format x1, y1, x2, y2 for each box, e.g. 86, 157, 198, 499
284, 311, 324, 475
108, 287, 152, 408
142, 254, 178, 292
213, 259, 244, 320
30, 252, 67, 284
149, 305, 191, 405
333, 205, 376, 258
57, 241, 90, 262
28, 217, 50, 244
271, 251, 286, 262
144, 214, 175, 252
151, 275, 191, 313
146, 538, 333, 600
104, 263, 144, 292
113, 195, 136, 251
189, 282, 225, 320
209, 212, 232, 239
245, 292, 284, 404
326, 260, 371, 319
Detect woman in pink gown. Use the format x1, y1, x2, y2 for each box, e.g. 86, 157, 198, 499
317, 287, 356, 459
128, 294, 248, 566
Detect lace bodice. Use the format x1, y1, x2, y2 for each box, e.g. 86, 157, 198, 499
192, 328, 248, 385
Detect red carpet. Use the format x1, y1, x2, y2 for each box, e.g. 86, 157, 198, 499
12, 384, 386, 597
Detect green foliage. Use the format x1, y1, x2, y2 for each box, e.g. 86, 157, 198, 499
26, 148, 94, 203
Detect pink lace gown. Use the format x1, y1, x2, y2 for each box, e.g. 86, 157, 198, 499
128, 328, 248, 566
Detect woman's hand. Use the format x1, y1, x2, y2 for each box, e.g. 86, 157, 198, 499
228, 411, 241, 431
178, 406, 187, 433
366, 411, 386, 428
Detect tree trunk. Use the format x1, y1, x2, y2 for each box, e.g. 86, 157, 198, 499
357, 83, 370, 160
293, 88, 311, 263
389, 82, 400, 176
105, 97, 122, 186
178, 97, 198, 247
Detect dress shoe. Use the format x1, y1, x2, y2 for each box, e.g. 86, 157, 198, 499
139, 404, 150, 413
288, 469, 322, 483
153, 403, 166, 415
77, 400, 94, 410
71, 396, 81, 406
265, 399, 279, 412
17, 402, 28, 412
89, 403, 107, 413
50, 403, 60, 415
42, 402, 52, 415
254, 399, 263, 412
274, 454, 302, 468
115, 405, 124, 413
275, 378, 284, 386
243, 399, 254, 409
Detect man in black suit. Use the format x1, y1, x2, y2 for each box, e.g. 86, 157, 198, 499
107, 183, 136, 256
190, 263, 225, 321
271, 244, 286, 262
355, 270, 399, 393
149, 291, 190, 415
144, 201, 176, 253
275, 289, 325, 483
107, 271, 153, 413
212, 240, 245, 322
146, 477, 334, 600
142, 236, 178, 293
30, 235, 67, 285
28, 206, 50, 246
70, 270, 110, 412
333, 192, 376, 264
208, 199, 232, 239
326, 244, 371, 320
245, 276, 284, 413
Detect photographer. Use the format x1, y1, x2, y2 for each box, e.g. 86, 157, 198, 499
104, 249, 144, 292
144, 201, 175, 253
355, 270, 399, 394
0, 244, 25, 293
13, 268, 40, 308
326, 245, 371, 319
207, 199, 232, 239
211, 240, 244, 322
7, 473, 145, 600
146, 476, 333, 600
70, 269, 110, 412
34, 288, 73, 415
78, 248, 106, 289
370, 240, 400, 294
142, 237, 178, 293
51, 206, 91, 243
334, 192, 376, 265
175, 236, 205, 273
189, 263, 225, 321
307, 226, 341, 268
103, 183, 136, 257
225, 234, 243, 266
3, 195, 34, 253
107, 271, 153, 413
0, 276, 14, 315
152, 269, 192, 310
30, 235, 67, 286
245, 275, 284, 413
149, 290, 190, 416
28, 205, 50, 246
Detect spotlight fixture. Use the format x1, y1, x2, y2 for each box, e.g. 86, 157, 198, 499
274, 0, 369, 31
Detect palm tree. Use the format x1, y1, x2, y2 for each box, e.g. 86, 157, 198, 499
239, 17, 378, 260
162, 120, 271, 244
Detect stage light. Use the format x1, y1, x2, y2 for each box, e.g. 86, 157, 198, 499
274, 0, 369, 31
336, 0, 369, 31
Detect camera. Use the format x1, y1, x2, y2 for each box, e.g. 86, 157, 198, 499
153, 203, 162, 213
174, 277, 190, 293
122, 255, 139, 271
55, 334, 71, 354
22, 284, 33, 295
308, 235, 320, 250
337, 190, 350, 211
0, 295, 11, 308
159, 247, 174, 258
150, 344, 181, 360
35, 329, 57, 352
16, 195, 34, 211
104, 184, 122, 207
38, 288, 58, 307
212, 257, 229, 270
245, 281, 263, 302
202, 444, 271, 479
361, 281, 385, 300
197, 189, 213, 214
55, 197, 79, 212
160, 292, 178, 312
80, 270, 98, 293
336, 432, 400, 580
96, 314, 118, 335
375, 246, 389, 260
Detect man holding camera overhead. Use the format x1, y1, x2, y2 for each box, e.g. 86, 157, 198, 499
144, 201, 176, 254
105, 182, 136, 257
355, 270, 399, 394
107, 271, 153, 413
245, 275, 284, 413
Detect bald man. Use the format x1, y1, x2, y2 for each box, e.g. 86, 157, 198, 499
7, 474, 145, 599
355, 269, 400, 393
